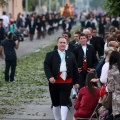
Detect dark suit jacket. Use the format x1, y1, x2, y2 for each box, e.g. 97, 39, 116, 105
69, 40, 80, 49
90, 22, 95, 29
111, 19, 119, 29
0, 26, 5, 41
54, 43, 75, 53
62, 22, 72, 32
90, 36, 104, 57
28, 21, 36, 34
74, 44, 98, 69
83, 21, 91, 28
44, 50, 79, 85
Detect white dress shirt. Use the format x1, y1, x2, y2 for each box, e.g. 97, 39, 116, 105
82, 45, 87, 58
100, 62, 109, 84
58, 50, 67, 80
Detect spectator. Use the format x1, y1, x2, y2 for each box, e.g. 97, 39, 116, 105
107, 51, 120, 120
0, 11, 9, 33
73, 73, 100, 120
0, 32, 20, 82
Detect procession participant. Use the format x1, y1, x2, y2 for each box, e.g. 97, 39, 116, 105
54, 32, 74, 53
70, 31, 81, 48
44, 37, 79, 120
74, 33, 98, 89
0, 18, 5, 44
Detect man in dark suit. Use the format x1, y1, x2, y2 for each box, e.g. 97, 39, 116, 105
83, 28, 104, 58
111, 17, 119, 29
92, 28, 105, 58
54, 32, 75, 53
28, 16, 36, 41
74, 33, 98, 88
83, 16, 91, 28
70, 31, 81, 48
62, 18, 72, 32
0, 18, 5, 44
44, 37, 79, 120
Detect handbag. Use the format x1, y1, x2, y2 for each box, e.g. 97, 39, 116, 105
102, 92, 112, 109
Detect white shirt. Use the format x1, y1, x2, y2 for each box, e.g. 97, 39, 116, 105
66, 23, 69, 29
82, 45, 87, 58
58, 49, 65, 61
65, 45, 69, 50
100, 62, 109, 84
58, 49, 67, 80
1, 15, 9, 27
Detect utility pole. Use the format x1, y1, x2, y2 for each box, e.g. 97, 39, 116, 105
38, 0, 41, 12
49, 0, 51, 13
55, 0, 58, 12
6, 0, 9, 16
88, 0, 90, 9
25, 0, 28, 17
62, 0, 65, 7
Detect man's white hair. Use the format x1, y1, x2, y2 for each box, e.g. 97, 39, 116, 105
83, 29, 91, 34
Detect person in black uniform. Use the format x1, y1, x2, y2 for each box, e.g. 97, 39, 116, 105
36, 17, 42, 39
44, 37, 79, 120
70, 31, 81, 48
0, 32, 20, 82
74, 33, 98, 89
54, 32, 75, 53
92, 28, 105, 58
28, 16, 36, 41
62, 18, 72, 32
0, 18, 5, 44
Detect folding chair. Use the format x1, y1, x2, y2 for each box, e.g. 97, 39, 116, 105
76, 102, 102, 120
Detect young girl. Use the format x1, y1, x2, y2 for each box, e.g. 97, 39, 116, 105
73, 73, 100, 120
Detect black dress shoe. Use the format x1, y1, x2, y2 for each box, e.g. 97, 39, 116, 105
72, 94, 76, 99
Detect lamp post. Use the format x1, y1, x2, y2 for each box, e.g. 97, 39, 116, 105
25, 0, 28, 17
38, 0, 41, 12
62, 0, 65, 7
49, 0, 51, 13
55, 0, 58, 12
5, 0, 9, 16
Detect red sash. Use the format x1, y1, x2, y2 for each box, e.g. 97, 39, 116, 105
55, 72, 72, 83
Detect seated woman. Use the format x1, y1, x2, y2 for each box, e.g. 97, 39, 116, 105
73, 73, 100, 120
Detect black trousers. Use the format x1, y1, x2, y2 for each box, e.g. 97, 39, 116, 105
79, 71, 88, 89
114, 114, 120, 120
49, 83, 72, 107
5, 59, 17, 82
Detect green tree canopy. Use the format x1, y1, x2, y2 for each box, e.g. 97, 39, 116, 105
0, 0, 7, 7
105, 0, 120, 16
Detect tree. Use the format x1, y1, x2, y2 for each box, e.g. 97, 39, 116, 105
104, 0, 120, 16
0, 0, 7, 7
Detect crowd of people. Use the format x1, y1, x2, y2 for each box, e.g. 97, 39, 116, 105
44, 10, 120, 120
0, 11, 76, 42
0, 11, 76, 83
0, 8, 120, 120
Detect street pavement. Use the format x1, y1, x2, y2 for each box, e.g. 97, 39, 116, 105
0, 25, 79, 120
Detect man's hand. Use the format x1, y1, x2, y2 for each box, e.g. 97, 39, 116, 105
49, 77, 56, 84
78, 68, 82, 73
87, 68, 95, 73
74, 84, 79, 89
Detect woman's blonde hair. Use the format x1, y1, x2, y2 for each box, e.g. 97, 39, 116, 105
104, 47, 117, 62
